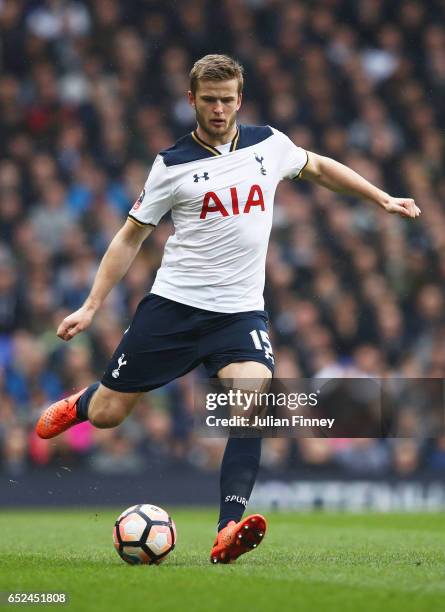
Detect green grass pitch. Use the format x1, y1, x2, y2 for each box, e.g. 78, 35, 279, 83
0, 509, 444, 612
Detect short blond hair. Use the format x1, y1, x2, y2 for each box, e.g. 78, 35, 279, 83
189, 54, 244, 95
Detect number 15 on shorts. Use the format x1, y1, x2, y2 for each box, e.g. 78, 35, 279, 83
249, 329, 274, 364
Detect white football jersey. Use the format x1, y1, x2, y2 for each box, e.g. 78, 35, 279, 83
128, 125, 308, 313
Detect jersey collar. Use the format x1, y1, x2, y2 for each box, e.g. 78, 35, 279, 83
230, 128, 240, 152
191, 128, 240, 156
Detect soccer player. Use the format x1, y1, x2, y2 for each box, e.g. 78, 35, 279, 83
36, 54, 420, 563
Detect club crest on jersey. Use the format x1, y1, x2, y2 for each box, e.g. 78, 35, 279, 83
193, 172, 209, 182
132, 188, 145, 210
254, 153, 267, 175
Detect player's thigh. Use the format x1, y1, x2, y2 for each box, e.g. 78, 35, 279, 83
88, 384, 143, 427
217, 360, 272, 392
201, 310, 275, 384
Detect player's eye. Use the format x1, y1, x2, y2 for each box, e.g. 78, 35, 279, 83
201, 97, 234, 103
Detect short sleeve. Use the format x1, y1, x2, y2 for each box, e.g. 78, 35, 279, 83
128, 155, 174, 226
272, 128, 309, 181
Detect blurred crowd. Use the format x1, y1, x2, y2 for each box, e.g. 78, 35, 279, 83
1, 0, 445, 478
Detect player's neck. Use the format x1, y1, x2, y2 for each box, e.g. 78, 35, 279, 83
195, 124, 238, 147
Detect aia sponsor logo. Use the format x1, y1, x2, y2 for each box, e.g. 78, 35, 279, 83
200, 185, 265, 219
132, 188, 145, 211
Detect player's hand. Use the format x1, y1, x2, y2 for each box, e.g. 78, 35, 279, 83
382, 197, 421, 218
57, 305, 96, 341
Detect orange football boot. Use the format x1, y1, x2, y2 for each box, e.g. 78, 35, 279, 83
36, 387, 87, 439
210, 514, 267, 564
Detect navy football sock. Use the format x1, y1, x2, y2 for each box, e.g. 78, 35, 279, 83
218, 435, 262, 532
75, 382, 100, 421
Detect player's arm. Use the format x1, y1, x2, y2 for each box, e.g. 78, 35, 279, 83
300, 151, 421, 219
57, 219, 154, 341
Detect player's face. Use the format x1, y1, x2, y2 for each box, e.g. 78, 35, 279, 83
188, 79, 242, 143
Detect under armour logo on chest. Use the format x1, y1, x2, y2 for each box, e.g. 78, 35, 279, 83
193, 172, 210, 182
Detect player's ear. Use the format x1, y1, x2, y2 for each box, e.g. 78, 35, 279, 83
188, 90, 196, 108
236, 92, 242, 111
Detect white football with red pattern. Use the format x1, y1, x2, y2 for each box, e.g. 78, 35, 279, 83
113, 504, 176, 565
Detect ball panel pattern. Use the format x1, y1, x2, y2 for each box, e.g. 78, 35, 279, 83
147, 525, 171, 555
113, 504, 176, 565
119, 513, 146, 542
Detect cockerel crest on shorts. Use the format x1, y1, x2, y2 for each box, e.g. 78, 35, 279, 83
112, 353, 127, 378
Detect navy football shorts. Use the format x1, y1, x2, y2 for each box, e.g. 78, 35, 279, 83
101, 294, 274, 393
